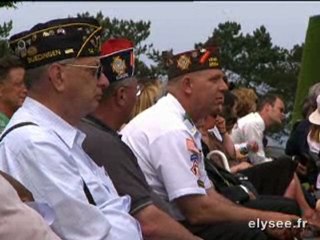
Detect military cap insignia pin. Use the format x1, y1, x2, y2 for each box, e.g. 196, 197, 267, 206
31, 34, 37, 42
42, 31, 50, 37
57, 28, 66, 35
199, 49, 211, 64
48, 30, 55, 36
65, 48, 74, 54
27, 46, 38, 57
191, 51, 198, 58
208, 57, 219, 67
17, 40, 26, 50
111, 56, 126, 76
177, 55, 191, 70
17, 40, 27, 58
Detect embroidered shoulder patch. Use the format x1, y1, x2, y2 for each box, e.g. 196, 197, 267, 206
190, 153, 199, 162
186, 138, 199, 153
191, 162, 200, 177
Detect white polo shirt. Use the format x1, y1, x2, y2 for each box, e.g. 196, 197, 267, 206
121, 93, 212, 220
231, 112, 272, 164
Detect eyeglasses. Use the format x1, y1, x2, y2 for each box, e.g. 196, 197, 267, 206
61, 63, 103, 79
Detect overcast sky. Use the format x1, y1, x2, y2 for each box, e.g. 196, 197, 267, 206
1, 1, 320, 54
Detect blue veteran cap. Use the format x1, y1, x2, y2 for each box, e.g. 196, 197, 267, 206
9, 17, 102, 69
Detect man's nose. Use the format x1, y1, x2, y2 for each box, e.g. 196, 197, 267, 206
220, 78, 229, 91
21, 84, 28, 95
99, 72, 110, 90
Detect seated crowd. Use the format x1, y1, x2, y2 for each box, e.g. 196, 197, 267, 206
0, 16, 320, 240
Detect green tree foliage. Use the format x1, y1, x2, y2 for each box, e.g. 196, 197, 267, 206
0, 2, 17, 8
198, 22, 303, 133
292, 16, 320, 124
0, 1, 17, 57
77, 11, 163, 79
0, 21, 13, 57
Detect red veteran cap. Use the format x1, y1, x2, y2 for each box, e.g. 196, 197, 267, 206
100, 38, 135, 83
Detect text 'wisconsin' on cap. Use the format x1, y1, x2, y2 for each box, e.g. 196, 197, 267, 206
162, 45, 221, 80
100, 38, 135, 84
9, 17, 102, 69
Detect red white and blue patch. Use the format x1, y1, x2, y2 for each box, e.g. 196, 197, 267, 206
191, 162, 200, 176
190, 153, 199, 162
186, 138, 199, 153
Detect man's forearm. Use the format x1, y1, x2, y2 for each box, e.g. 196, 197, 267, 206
135, 204, 200, 240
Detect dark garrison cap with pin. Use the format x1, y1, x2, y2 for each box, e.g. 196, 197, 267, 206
162, 45, 221, 80
9, 17, 102, 69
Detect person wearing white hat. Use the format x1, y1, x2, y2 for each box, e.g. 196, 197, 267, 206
307, 94, 320, 190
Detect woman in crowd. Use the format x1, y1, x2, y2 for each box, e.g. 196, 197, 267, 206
130, 78, 165, 120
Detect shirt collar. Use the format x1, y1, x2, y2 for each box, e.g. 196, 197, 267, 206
165, 93, 199, 137
165, 93, 186, 117
22, 97, 83, 148
82, 115, 120, 138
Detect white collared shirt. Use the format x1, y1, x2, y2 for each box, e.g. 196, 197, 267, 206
121, 93, 212, 220
0, 97, 142, 240
231, 112, 272, 164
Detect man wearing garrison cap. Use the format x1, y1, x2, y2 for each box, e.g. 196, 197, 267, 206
0, 18, 142, 239
121, 46, 302, 239
79, 38, 202, 240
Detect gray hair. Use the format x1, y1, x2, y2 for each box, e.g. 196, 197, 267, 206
25, 58, 76, 89
102, 77, 136, 99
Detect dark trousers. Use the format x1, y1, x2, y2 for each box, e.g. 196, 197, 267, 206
193, 222, 269, 240
239, 156, 297, 196
243, 195, 301, 216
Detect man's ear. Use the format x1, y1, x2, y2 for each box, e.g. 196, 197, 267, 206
264, 103, 272, 113
115, 86, 127, 107
47, 63, 66, 92
181, 75, 193, 95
